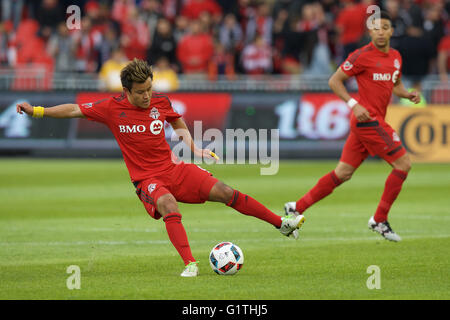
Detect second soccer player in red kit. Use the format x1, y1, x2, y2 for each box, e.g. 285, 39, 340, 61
17, 59, 304, 277
285, 11, 421, 241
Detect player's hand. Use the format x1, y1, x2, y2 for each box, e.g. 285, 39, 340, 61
353, 104, 373, 122
407, 91, 421, 104
16, 102, 34, 116
196, 148, 219, 162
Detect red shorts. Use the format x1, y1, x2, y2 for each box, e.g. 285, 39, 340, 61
133, 163, 219, 220
340, 119, 406, 168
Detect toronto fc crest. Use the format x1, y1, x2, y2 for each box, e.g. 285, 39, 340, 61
150, 107, 160, 119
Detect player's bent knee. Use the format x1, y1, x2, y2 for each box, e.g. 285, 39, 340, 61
157, 194, 179, 216
334, 169, 353, 182
218, 184, 234, 203
401, 162, 412, 173
209, 181, 234, 203
393, 155, 412, 172
335, 162, 356, 182
396, 162, 411, 173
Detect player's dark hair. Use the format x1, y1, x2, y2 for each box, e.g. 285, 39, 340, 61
366, 10, 394, 29
120, 58, 153, 92
379, 11, 392, 23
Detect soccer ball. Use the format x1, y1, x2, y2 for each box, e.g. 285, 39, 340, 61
209, 242, 244, 275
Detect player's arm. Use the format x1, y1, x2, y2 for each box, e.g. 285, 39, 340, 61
328, 68, 372, 121
16, 102, 85, 118
169, 118, 217, 160
393, 78, 421, 104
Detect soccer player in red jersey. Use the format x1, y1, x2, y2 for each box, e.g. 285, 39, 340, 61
16, 59, 304, 277
285, 11, 421, 242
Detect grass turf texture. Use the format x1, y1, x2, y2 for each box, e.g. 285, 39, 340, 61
0, 159, 449, 300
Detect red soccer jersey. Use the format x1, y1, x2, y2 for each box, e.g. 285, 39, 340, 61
79, 92, 182, 182
340, 42, 402, 122
336, 3, 368, 45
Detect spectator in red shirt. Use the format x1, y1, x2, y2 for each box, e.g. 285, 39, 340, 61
336, 0, 371, 61
181, 0, 223, 23
241, 34, 272, 75
112, 0, 136, 26
120, 7, 150, 61
176, 19, 214, 75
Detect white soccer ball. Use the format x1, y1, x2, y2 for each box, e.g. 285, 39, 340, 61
209, 242, 244, 275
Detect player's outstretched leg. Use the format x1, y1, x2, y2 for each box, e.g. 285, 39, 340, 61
158, 194, 198, 277
286, 169, 344, 215
285, 161, 355, 215
284, 162, 355, 238
209, 181, 303, 239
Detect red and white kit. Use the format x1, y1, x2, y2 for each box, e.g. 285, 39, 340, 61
79, 92, 218, 219
340, 41, 406, 167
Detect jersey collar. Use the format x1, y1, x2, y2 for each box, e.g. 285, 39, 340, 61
370, 41, 390, 56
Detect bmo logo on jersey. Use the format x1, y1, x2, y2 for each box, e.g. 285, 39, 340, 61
118, 120, 164, 135
118, 125, 146, 133
373, 70, 400, 83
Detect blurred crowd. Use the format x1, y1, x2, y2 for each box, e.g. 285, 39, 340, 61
0, 0, 449, 92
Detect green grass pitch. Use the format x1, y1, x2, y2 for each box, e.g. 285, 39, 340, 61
0, 159, 449, 300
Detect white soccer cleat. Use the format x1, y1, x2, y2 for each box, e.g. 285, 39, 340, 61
180, 261, 199, 277
284, 201, 300, 216
280, 214, 305, 239
283, 202, 304, 239
368, 216, 402, 242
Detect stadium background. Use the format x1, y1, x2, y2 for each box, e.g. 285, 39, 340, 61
0, 0, 449, 162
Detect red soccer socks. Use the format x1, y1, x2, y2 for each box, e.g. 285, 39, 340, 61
296, 170, 343, 214
374, 169, 408, 223
163, 213, 196, 265
227, 190, 282, 228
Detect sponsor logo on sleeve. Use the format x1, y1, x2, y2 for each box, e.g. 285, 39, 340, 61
343, 61, 353, 71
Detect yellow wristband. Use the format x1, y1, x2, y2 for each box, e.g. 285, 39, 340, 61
32, 106, 45, 118
210, 151, 220, 160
